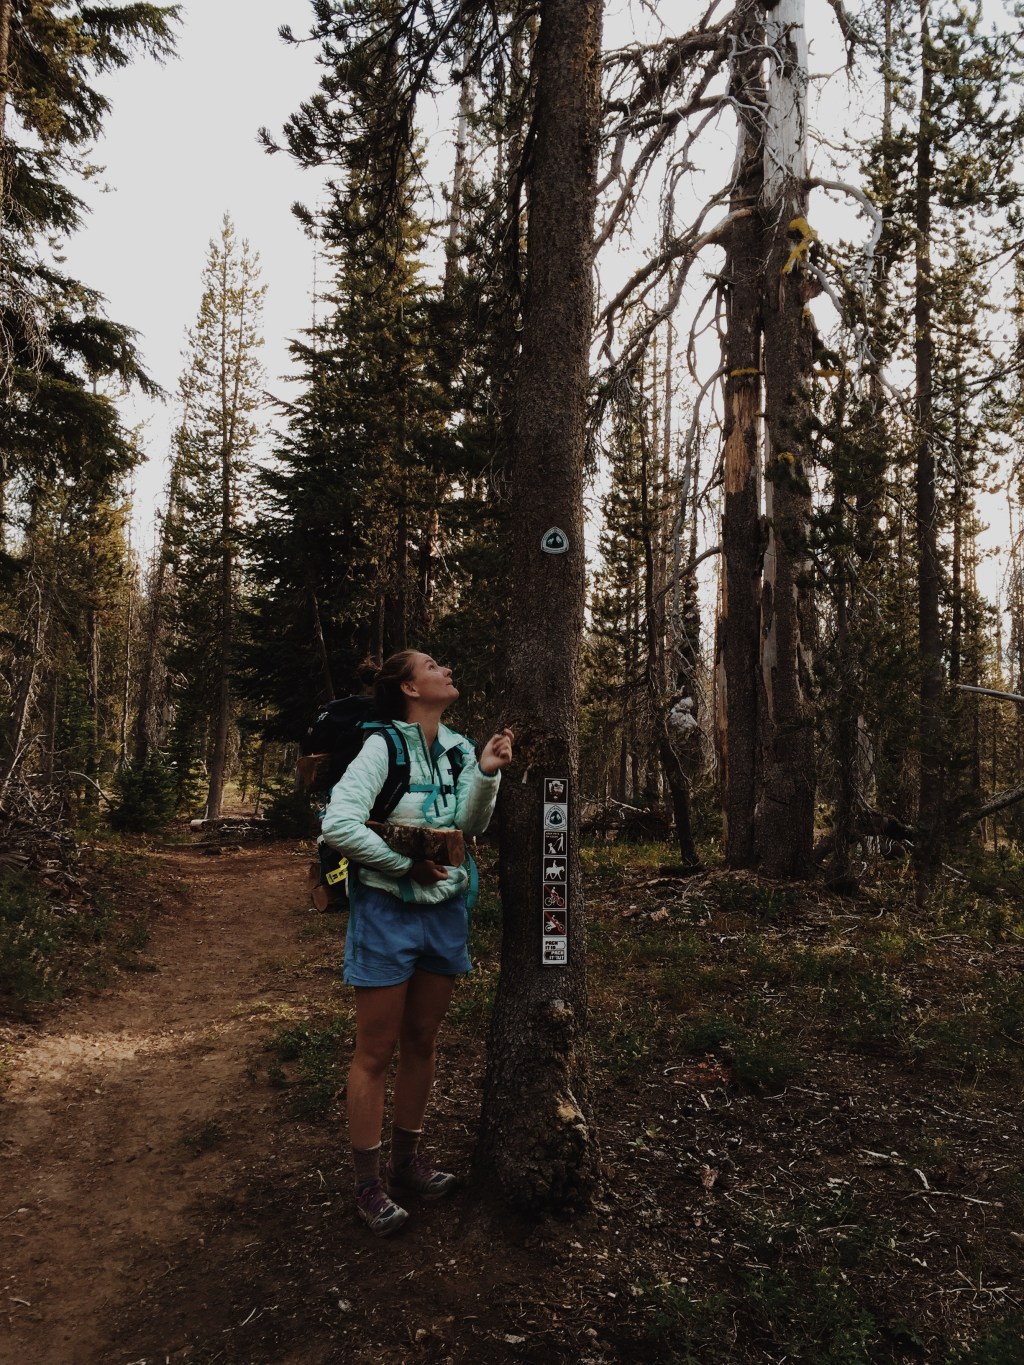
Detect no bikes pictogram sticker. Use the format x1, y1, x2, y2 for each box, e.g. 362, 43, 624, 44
541, 776, 569, 964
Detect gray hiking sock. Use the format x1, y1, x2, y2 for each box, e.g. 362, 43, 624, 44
352, 1142, 382, 1193
390, 1125, 422, 1169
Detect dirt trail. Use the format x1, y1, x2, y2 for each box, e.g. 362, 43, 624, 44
0, 843, 318, 1365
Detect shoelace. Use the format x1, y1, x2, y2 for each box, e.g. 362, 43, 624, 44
359, 1183, 395, 1215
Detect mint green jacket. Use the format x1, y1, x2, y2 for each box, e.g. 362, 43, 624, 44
320, 719, 500, 905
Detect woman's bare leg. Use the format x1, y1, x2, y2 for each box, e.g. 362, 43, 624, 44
347, 981, 409, 1150
392, 970, 456, 1132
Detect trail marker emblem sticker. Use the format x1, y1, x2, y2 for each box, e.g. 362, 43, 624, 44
541, 528, 569, 555
541, 776, 569, 964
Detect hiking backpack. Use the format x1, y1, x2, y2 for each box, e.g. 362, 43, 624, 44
297, 696, 466, 910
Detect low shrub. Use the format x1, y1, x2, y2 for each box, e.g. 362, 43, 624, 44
109, 753, 177, 833
0, 870, 68, 1007
262, 780, 319, 839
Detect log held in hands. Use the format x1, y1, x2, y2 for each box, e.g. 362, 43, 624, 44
367, 822, 465, 867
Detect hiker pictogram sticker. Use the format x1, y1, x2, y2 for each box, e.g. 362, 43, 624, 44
544, 778, 567, 802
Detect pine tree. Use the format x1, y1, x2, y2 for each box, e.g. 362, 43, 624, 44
164, 217, 265, 818
245, 0, 527, 739
843, 0, 1024, 890
0, 3, 178, 793
0, 2, 176, 530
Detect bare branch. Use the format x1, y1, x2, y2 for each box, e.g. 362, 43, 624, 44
805, 176, 883, 273
825, 0, 862, 66
597, 199, 746, 341
602, 24, 730, 121
958, 781, 1024, 827
956, 683, 1024, 705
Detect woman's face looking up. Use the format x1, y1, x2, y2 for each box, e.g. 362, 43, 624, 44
402, 653, 459, 708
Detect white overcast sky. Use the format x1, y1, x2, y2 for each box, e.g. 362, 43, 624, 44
64, 0, 328, 549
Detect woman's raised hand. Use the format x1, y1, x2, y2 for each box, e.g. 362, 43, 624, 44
479, 727, 514, 776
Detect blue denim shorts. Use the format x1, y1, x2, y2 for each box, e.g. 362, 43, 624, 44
343, 882, 472, 987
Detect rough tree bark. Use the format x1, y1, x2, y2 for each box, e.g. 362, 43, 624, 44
913, 0, 943, 901
829, 0, 893, 887
715, 0, 764, 868
754, 0, 817, 877
475, 0, 603, 1213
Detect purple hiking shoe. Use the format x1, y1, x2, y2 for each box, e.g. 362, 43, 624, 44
385, 1153, 458, 1202
355, 1179, 409, 1236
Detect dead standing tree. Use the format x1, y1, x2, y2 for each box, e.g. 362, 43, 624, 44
474, 0, 604, 1211
597, 0, 847, 876
716, 0, 765, 868
754, 0, 817, 876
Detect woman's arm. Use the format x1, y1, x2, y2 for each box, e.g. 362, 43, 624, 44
454, 728, 514, 835
321, 735, 414, 878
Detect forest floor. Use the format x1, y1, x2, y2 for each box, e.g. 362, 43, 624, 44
1, 834, 1023, 1364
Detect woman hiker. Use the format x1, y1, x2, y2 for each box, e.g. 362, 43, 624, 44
321, 649, 514, 1235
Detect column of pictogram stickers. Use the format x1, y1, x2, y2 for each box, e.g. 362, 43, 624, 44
541, 776, 568, 963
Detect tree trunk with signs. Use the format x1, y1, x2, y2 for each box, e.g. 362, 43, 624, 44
475, 0, 603, 1213
715, 0, 764, 868
754, 0, 817, 877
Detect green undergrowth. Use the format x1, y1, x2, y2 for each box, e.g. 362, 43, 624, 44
0, 853, 152, 1016
635, 1185, 1022, 1363
637, 1189, 892, 1362
584, 844, 1024, 1091
261, 1013, 356, 1119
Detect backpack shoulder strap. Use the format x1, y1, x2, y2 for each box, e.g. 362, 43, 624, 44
364, 723, 411, 822
447, 740, 471, 790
